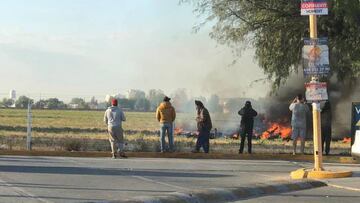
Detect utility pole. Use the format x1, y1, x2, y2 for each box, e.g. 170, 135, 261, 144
308, 14, 323, 171
291, 0, 351, 179
26, 102, 32, 151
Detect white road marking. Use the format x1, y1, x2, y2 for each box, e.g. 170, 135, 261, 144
132, 175, 188, 190
327, 183, 360, 192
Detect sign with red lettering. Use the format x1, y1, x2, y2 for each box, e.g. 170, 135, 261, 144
305, 82, 328, 102
301, 0, 328, 15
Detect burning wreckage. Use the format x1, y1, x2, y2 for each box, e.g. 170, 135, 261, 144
173, 114, 293, 141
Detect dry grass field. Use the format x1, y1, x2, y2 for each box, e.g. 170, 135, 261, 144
0, 108, 351, 154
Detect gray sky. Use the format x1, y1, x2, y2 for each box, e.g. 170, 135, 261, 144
0, 0, 268, 102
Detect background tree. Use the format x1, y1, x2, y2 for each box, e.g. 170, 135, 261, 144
70, 98, 89, 109
34, 100, 46, 109
134, 98, 151, 112
147, 89, 166, 111
45, 98, 67, 109
184, 0, 360, 88
0, 98, 14, 108
15, 96, 34, 108
117, 98, 136, 110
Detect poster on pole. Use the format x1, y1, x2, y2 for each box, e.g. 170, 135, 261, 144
305, 82, 328, 102
351, 102, 360, 145
301, 0, 328, 15
303, 38, 330, 76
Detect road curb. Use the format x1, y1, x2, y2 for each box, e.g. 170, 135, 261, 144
0, 150, 359, 164
94, 180, 326, 203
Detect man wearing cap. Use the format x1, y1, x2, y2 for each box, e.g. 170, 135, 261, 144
238, 101, 257, 154
156, 96, 176, 152
104, 98, 127, 158
193, 100, 212, 153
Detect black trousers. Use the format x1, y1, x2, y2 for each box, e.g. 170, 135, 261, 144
240, 127, 253, 153
195, 129, 210, 153
321, 127, 331, 155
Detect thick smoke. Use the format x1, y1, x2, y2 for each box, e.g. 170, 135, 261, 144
259, 73, 360, 139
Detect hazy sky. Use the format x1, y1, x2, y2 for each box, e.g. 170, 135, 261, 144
0, 0, 268, 102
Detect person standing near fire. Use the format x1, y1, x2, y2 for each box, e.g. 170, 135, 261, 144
238, 101, 258, 154
156, 96, 176, 152
321, 100, 332, 155
193, 100, 212, 153
104, 98, 127, 159
289, 94, 310, 155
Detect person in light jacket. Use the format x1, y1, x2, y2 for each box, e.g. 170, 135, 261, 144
104, 99, 127, 158
289, 94, 310, 155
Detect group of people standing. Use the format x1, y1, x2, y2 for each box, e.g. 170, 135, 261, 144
289, 94, 332, 155
103, 96, 258, 158
103, 94, 332, 158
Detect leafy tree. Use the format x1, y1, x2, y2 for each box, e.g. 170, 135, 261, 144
184, 0, 360, 88
134, 98, 151, 112
34, 100, 47, 109
118, 98, 136, 110
45, 98, 66, 109
0, 98, 14, 108
147, 89, 166, 110
69, 98, 89, 109
15, 96, 34, 108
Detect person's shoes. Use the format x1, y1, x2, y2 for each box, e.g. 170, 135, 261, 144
238, 150, 243, 154
111, 154, 117, 159
292, 151, 296, 156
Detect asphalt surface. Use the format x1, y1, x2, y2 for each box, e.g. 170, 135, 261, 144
237, 186, 360, 203
0, 155, 358, 203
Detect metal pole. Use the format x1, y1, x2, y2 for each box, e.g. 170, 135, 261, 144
309, 14, 323, 171
27, 102, 32, 151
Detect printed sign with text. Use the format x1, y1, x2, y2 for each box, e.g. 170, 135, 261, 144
305, 82, 328, 102
301, 0, 328, 15
303, 38, 330, 76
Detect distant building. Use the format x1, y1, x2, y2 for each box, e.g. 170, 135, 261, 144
9, 90, 16, 100
9, 90, 16, 108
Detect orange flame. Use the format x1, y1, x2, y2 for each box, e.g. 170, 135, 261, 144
261, 122, 292, 140
343, 137, 351, 143
174, 127, 184, 135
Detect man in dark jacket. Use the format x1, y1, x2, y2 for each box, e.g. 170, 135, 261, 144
193, 100, 212, 153
238, 101, 257, 154
321, 101, 332, 155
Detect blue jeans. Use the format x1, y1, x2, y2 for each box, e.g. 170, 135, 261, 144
160, 122, 174, 152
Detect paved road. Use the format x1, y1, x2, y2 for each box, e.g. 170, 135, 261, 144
236, 161, 360, 203
0, 155, 358, 203
237, 186, 360, 203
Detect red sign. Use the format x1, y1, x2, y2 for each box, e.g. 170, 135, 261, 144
301, 0, 328, 15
